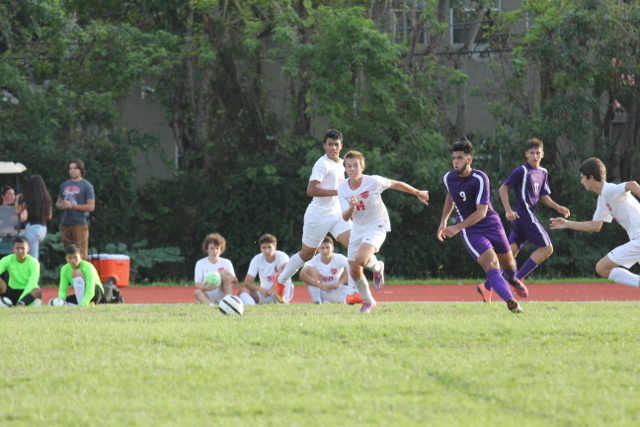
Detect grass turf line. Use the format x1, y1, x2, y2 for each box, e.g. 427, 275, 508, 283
1, 302, 639, 426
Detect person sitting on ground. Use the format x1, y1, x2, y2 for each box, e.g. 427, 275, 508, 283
0, 236, 42, 307
58, 244, 107, 306
299, 236, 362, 304
193, 233, 238, 305
238, 234, 293, 306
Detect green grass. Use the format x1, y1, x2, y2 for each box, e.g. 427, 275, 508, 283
2, 302, 639, 426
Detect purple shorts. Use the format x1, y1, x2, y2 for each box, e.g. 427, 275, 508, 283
460, 225, 511, 260
508, 217, 551, 250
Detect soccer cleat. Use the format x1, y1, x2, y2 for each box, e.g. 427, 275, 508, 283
476, 283, 492, 304
372, 261, 385, 292
0, 296, 13, 308
507, 298, 523, 313
360, 301, 377, 314
272, 273, 286, 304
345, 293, 364, 305
509, 278, 529, 298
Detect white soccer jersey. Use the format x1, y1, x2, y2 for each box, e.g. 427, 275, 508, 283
593, 182, 640, 240
247, 250, 290, 289
338, 175, 392, 234
194, 257, 235, 284
304, 253, 349, 285
306, 154, 346, 215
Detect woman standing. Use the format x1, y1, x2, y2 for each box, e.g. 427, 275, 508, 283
15, 176, 53, 261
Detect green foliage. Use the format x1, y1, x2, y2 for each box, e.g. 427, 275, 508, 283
101, 241, 184, 283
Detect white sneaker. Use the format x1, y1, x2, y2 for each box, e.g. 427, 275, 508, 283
0, 296, 13, 308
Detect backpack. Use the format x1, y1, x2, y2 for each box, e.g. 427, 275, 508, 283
102, 279, 125, 304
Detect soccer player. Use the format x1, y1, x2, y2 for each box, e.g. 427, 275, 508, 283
272, 129, 385, 303
58, 244, 107, 305
299, 236, 361, 304
550, 158, 640, 288
0, 236, 43, 307
498, 139, 570, 288
238, 234, 294, 305
438, 140, 525, 313
338, 150, 429, 313
193, 233, 238, 305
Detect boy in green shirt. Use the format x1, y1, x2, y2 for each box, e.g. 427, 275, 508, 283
0, 236, 43, 307
59, 244, 106, 305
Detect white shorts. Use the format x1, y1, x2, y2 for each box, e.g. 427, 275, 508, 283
307, 285, 342, 303
205, 288, 226, 303
257, 281, 295, 304
348, 227, 387, 261
608, 239, 640, 269
302, 210, 352, 248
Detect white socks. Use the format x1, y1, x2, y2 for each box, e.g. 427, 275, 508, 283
365, 255, 381, 273
354, 277, 374, 303
278, 253, 305, 283
239, 292, 256, 306
609, 267, 640, 288
72, 277, 86, 304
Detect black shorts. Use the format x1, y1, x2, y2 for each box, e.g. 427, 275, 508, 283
1, 285, 26, 306
65, 285, 106, 305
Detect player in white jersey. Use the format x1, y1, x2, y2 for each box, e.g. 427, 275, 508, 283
238, 234, 294, 305
338, 151, 430, 313
193, 233, 238, 305
299, 236, 360, 304
550, 158, 640, 289
273, 130, 384, 302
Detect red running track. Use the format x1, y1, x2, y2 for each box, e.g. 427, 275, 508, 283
41, 283, 640, 304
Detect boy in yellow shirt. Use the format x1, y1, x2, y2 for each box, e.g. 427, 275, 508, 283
58, 244, 106, 305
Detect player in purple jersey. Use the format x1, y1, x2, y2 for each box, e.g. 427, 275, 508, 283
438, 140, 524, 313
499, 139, 570, 286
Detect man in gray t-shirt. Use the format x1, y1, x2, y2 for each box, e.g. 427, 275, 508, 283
55, 159, 95, 258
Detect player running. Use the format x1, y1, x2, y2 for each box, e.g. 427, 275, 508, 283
438, 140, 525, 313
338, 150, 429, 313
550, 158, 640, 289
272, 130, 384, 302
496, 139, 570, 300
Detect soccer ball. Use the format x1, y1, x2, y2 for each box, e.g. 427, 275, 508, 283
218, 294, 244, 316
48, 297, 67, 307
0, 296, 13, 308
205, 271, 222, 288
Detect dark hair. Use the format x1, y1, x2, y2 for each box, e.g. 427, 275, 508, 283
258, 234, 277, 246
13, 235, 28, 246
65, 244, 81, 255
1, 186, 13, 196
452, 140, 474, 157
579, 158, 606, 183
323, 129, 343, 144
344, 150, 366, 169
321, 236, 334, 245
202, 233, 227, 254
22, 175, 53, 223
526, 138, 544, 151
68, 159, 86, 177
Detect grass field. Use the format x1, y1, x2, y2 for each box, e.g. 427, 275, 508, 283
2, 302, 639, 426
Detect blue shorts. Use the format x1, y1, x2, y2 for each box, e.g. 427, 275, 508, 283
508, 217, 551, 250
460, 225, 511, 260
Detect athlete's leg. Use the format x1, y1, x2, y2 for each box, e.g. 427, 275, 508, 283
477, 249, 514, 303
516, 244, 553, 280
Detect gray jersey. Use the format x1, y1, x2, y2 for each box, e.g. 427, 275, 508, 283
58, 179, 95, 225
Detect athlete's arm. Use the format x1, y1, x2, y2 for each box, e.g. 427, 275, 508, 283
243, 274, 269, 297
335, 268, 349, 290
389, 181, 429, 205
299, 266, 326, 290
437, 194, 455, 241
342, 196, 357, 221
442, 204, 489, 239
499, 184, 518, 221
549, 218, 603, 232
307, 180, 338, 198
625, 181, 640, 199
539, 195, 570, 218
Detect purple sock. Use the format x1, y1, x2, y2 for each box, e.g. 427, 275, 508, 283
484, 280, 492, 291
503, 267, 518, 285
516, 258, 539, 280
486, 268, 514, 302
